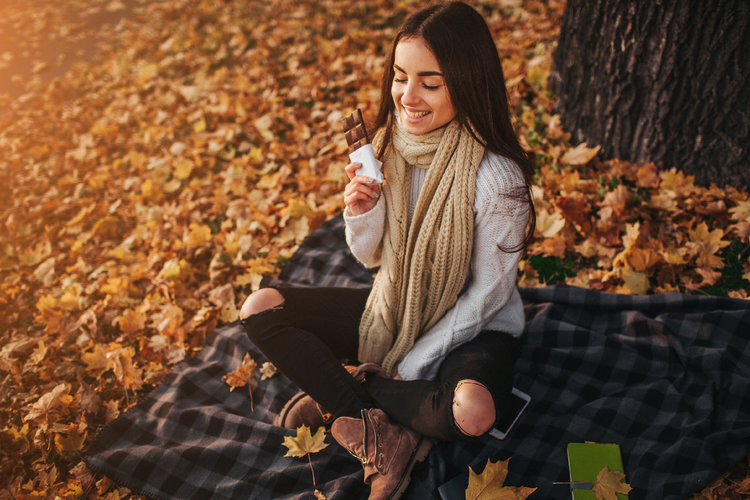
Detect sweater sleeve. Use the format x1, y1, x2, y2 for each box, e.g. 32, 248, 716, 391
396, 153, 529, 381
343, 195, 386, 268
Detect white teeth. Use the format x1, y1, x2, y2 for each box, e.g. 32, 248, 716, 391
404, 109, 430, 119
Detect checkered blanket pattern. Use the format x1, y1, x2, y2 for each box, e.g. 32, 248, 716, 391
85, 214, 750, 500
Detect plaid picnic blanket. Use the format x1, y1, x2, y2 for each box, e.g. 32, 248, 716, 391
85, 214, 750, 500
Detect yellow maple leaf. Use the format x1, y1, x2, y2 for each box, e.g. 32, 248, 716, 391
591, 466, 632, 500
627, 248, 661, 273
659, 246, 687, 266
35, 293, 58, 313
108, 346, 143, 392
19, 239, 52, 267
282, 425, 330, 490
541, 236, 567, 258
536, 209, 566, 238
729, 200, 750, 223
621, 222, 640, 251
24, 383, 69, 421
277, 217, 310, 245
82, 345, 110, 378
186, 223, 213, 248
617, 265, 650, 295
100, 277, 130, 296
561, 170, 580, 195
137, 63, 159, 86
118, 306, 148, 335
29, 341, 48, 365
599, 185, 630, 221
282, 425, 330, 458
54, 431, 87, 454
465, 458, 536, 500
174, 158, 194, 180
561, 142, 600, 166
660, 170, 696, 197
151, 304, 185, 341
688, 222, 730, 269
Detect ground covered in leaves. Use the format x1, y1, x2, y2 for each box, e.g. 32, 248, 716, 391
1, 0, 749, 499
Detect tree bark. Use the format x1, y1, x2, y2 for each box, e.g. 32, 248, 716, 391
550, 0, 750, 190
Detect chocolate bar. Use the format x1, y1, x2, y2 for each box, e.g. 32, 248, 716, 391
342, 109, 370, 153
340, 109, 383, 184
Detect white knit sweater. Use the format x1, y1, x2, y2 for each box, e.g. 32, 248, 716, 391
344, 151, 528, 381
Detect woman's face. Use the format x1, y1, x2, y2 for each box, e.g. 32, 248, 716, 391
391, 37, 457, 136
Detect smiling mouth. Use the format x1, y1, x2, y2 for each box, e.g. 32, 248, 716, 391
403, 108, 430, 119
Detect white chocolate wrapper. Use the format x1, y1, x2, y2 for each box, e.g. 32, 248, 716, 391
350, 144, 384, 184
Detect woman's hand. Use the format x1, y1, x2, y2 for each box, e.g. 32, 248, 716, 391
344, 162, 381, 216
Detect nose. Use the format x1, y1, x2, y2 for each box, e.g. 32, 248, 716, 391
401, 82, 420, 106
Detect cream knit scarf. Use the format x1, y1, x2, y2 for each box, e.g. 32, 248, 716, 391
358, 117, 485, 378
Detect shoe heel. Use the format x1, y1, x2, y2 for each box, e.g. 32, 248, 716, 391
387, 436, 433, 500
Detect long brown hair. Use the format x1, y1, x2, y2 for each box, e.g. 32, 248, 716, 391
372, 1, 535, 250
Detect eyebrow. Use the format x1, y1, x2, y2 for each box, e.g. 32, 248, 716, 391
393, 63, 443, 77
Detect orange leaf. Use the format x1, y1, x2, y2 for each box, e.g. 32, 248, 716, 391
54, 431, 87, 454
541, 236, 567, 258
82, 345, 110, 378
465, 458, 536, 500
688, 222, 730, 269
695, 267, 722, 288
591, 466, 632, 500
627, 248, 661, 272
108, 345, 144, 391
557, 197, 592, 235
221, 353, 258, 392
186, 223, 213, 248
636, 163, 660, 188
561, 142, 600, 165
24, 384, 69, 421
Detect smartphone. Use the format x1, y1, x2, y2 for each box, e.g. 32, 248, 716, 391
488, 387, 531, 440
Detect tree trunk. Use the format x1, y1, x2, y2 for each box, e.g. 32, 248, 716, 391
549, 0, 750, 191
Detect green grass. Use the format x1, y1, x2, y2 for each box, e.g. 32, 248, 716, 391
527, 255, 583, 285
699, 239, 750, 297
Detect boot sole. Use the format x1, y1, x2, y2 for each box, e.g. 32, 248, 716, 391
274, 391, 308, 428
386, 435, 433, 500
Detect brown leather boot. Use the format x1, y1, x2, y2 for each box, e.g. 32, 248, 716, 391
274, 391, 332, 429
331, 408, 432, 500
275, 363, 385, 430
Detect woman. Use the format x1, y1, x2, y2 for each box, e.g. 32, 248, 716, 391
240, 3, 535, 499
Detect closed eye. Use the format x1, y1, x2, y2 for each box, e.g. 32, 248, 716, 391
393, 77, 440, 91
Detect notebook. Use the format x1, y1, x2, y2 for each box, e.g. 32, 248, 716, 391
567, 442, 628, 500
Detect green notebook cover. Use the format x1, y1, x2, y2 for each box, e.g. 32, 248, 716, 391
567, 442, 628, 500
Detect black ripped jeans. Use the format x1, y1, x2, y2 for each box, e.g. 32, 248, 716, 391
241, 285, 521, 441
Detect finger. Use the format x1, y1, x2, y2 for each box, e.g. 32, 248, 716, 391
348, 183, 379, 199
344, 192, 371, 211
352, 175, 378, 186
344, 188, 374, 204
344, 162, 363, 179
